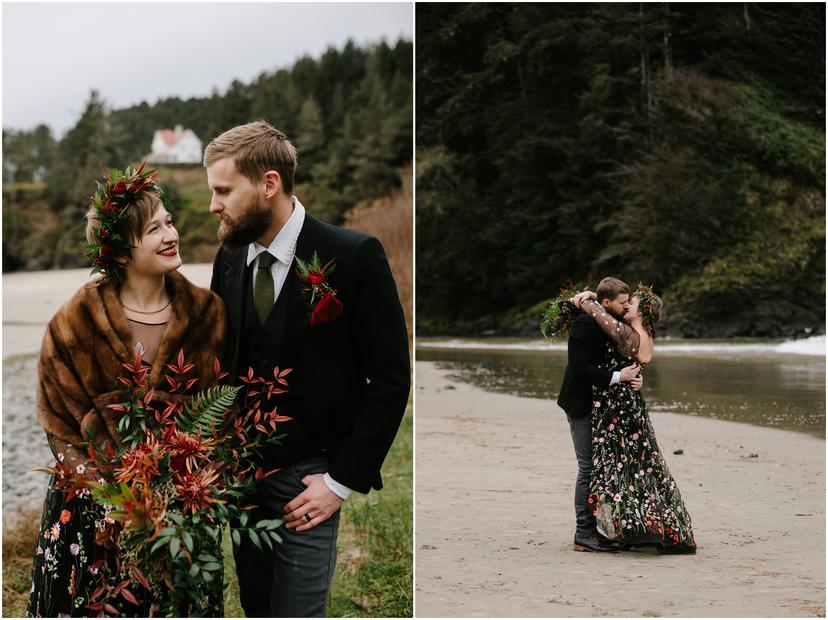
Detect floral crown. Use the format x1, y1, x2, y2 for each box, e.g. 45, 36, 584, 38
635, 283, 661, 336
84, 161, 170, 285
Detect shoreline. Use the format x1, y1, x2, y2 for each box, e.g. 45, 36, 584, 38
415, 335, 826, 357
414, 361, 825, 617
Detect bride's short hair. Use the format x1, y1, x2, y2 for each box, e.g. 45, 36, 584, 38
596, 276, 628, 302
203, 121, 298, 195
85, 190, 163, 247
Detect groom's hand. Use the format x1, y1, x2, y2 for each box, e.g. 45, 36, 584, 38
630, 374, 643, 390
619, 363, 641, 382
283, 474, 344, 532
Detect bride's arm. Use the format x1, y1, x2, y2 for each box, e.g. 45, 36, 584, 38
579, 299, 642, 362
636, 328, 654, 364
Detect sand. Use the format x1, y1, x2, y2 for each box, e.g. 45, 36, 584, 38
414, 361, 825, 618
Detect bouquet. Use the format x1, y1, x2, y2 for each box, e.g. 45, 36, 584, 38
540, 282, 583, 339
47, 351, 291, 616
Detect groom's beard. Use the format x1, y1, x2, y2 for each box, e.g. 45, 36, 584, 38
217, 197, 273, 250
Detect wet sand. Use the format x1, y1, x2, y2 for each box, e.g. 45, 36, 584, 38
415, 361, 825, 617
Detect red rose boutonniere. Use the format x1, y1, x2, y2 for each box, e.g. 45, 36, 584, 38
295, 252, 343, 326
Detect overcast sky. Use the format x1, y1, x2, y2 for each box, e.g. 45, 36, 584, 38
2, 2, 412, 136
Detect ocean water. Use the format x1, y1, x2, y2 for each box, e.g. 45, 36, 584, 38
417, 336, 825, 438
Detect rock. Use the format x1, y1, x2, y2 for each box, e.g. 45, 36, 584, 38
3, 355, 53, 527
673, 449, 684, 455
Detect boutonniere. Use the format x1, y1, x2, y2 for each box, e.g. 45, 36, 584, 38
295, 251, 344, 326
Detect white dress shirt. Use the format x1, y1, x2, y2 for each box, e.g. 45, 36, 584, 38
247, 197, 306, 299
245, 197, 352, 501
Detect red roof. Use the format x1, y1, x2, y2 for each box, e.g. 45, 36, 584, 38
158, 129, 179, 146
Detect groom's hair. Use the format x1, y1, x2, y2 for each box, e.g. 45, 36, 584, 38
203, 121, 298, 194
596, 277, 629, 302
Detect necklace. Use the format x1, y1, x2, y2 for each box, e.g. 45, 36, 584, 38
119, 297, 172, 314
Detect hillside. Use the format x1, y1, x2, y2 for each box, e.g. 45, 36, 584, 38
415, 4, 825, 339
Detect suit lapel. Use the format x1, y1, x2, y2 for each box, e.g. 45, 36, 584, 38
283, 215, 326, 358
222, 249, 248, 332
220, 249, 248, 376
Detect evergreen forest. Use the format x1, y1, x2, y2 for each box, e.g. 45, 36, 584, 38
416, 3, 824, 338
3, 39, 412, 271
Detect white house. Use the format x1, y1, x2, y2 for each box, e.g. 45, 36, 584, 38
147, 125, 202, 164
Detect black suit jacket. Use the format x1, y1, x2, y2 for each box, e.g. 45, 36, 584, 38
556, 313, 613, 418
210, 213, 410, 493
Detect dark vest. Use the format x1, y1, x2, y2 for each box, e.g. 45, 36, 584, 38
238, 265, 323, 466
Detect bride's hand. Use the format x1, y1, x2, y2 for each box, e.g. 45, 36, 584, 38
570, 291, 596, 308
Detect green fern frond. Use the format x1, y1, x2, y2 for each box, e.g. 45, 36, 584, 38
176, 385, 240, 436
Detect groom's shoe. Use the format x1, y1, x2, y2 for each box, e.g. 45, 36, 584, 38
573, 534, 619, 553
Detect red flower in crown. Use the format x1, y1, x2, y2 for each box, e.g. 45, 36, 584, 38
85, 160, 171, 285
295, 252, 343, 326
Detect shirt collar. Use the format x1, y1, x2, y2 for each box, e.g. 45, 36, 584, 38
246, 197, 306, 267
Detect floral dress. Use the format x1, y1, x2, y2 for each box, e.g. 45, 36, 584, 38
27, 472, 153, 617
581, 300, 696, 554
27, 357, 224, 617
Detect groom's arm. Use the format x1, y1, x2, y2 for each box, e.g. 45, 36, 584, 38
568, 315, 614, 388
328, 235, 411, 493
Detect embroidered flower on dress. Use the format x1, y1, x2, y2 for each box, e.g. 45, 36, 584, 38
70, 543, 80, 556
75, 464, 86, 474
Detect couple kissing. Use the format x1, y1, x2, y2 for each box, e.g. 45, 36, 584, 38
556, 276, 696, 555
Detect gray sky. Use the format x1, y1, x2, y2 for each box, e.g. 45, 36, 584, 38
2, 2, 412, 136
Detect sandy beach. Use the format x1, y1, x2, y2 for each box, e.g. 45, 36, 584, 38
414, 361, 825, 617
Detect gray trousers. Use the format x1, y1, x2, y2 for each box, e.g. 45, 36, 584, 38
566, 412, 596, 539
233, 457, 341, 617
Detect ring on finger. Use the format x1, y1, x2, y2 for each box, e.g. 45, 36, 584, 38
304, 513, 313, 523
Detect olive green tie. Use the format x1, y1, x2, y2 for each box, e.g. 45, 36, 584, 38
253, 252, 276, 324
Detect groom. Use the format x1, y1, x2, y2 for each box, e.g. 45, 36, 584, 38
557, 276, 641, 552
205, 121, 410, 616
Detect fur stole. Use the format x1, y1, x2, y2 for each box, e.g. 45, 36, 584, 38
36, 270, 228, 455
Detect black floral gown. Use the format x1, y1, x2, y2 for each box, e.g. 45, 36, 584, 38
27, 471, 158, 617
27, 359, 224, 617
581, 300, 696, 554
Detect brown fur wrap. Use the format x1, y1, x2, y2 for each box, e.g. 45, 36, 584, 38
36, 270, 228, 454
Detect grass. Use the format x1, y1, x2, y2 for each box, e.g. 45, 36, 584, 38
3, 406, 413, 617
2, 510, 40, 617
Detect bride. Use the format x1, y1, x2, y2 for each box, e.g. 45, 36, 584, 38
27, 163, 228, 616
571, 285, 696, 554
